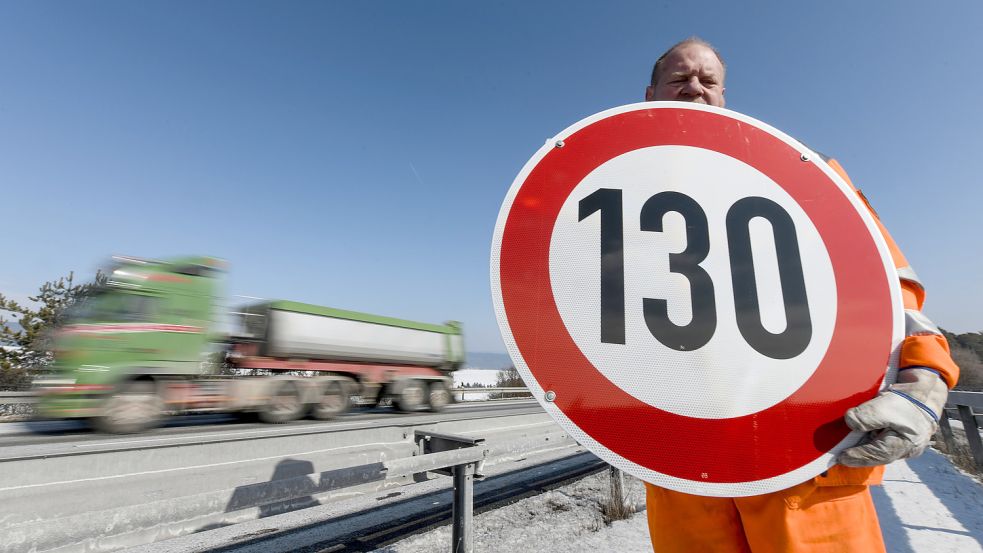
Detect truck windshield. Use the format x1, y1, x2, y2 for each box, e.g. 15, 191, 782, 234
68, 292, 159, 323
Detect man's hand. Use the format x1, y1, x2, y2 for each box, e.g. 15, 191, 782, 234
837, 368, 949, 467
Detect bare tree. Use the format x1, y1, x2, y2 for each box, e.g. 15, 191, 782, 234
491, 366, 529, 399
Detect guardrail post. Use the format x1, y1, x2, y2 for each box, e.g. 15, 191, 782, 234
938, 410, 957, 452
956, 405, 983, 471
605, 466, 634, 520
452, 461, 476, 553
415, 430, 486, 553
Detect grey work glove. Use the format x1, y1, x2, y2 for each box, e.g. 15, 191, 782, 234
837, 367, 948, 467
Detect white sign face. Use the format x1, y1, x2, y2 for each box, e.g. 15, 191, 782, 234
550, 145, 837, 419
491, 102, 903, 497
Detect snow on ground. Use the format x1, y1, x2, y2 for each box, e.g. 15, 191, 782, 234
452, 368, 502, 402
372, 449, 983, 553
371, 466, 649, 553
877, 449, 983, 552
454, 368, 501, 387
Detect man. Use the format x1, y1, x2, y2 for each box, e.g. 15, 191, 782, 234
643, 37, 960, 552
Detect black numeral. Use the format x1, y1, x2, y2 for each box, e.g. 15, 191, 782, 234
726, 197, 812, 359
578, 190, 812, 357
579, 188, 625, 344
640, 192, 717, 351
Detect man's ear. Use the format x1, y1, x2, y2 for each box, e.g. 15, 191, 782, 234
645, 85, 656, 101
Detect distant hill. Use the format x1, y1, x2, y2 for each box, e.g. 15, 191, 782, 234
465, 351, 512, 370
943, 329, 983, 358
941, 329, 983, 391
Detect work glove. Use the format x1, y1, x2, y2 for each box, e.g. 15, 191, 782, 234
837, 367, 949, 467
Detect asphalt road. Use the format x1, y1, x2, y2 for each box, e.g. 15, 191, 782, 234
0, 399, 543, 450
1, 398, 558, 553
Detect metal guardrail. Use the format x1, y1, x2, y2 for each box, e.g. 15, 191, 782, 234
453, 387, 529, 393
471, 387, 983, 475
940, 390, 983, 472
0, 391, 37, 404
0, 388, 533, 405
1, 407, 569, 552
452, 386, 531, 401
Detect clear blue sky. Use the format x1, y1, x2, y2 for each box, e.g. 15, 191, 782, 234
1, 1, 981, 353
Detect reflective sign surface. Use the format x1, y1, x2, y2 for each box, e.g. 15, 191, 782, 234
490, 102, 904, 497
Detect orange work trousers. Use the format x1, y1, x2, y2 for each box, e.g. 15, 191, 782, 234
645, 480, 885, 553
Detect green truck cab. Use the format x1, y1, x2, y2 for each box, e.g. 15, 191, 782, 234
37, 255, 462, 433
38, 256, 221, 431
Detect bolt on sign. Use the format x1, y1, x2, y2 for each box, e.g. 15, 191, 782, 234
490, 102, 904, 497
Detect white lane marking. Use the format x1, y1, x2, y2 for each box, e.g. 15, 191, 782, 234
72, 401, 538, 448
0, 440, 395, 492
75, 421, 372, 448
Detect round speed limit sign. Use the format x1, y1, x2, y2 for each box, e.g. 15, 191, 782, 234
490, 102, 904, 497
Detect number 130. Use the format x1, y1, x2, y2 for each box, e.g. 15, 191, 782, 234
578, 188, 812, 360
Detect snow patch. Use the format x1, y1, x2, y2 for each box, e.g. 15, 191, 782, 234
453, 368, 500, 388
452, 369, 503, 401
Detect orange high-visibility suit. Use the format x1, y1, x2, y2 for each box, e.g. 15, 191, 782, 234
646, 156, 960, 553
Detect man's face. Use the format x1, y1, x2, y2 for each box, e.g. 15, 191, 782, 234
645, 44, 725, 107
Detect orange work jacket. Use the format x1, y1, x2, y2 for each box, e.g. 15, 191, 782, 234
815, 155, 959, 487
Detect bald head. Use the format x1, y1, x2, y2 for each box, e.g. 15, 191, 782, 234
646, 38, 726, 107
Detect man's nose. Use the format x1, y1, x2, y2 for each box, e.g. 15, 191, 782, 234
680, 76, 703, 96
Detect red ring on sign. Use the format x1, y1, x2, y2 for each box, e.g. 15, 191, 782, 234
499, 107, 892, 483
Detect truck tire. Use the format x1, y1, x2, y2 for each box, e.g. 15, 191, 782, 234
91, 380, 164, 434
427, 381, 450, 412
393, 379, 425, 412
258, 380, 305, 424
310, 380, 349, 420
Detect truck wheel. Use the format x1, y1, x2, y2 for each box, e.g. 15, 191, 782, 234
393, 379, 425, 412
427, 381, 450, 412
92, 380, 163, 434
258, 380, 305, 424
310, 380, 349, 420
